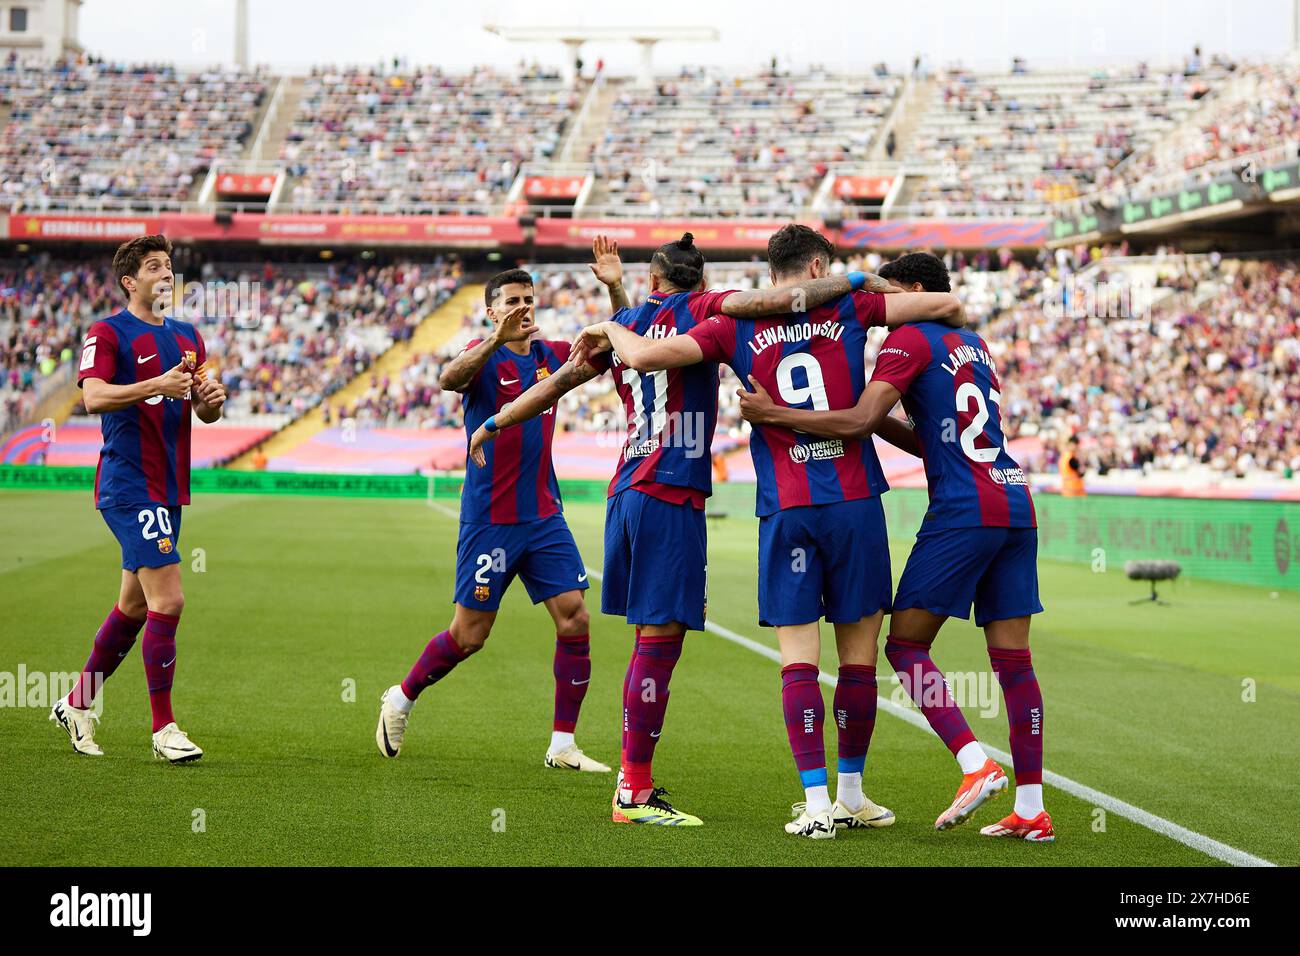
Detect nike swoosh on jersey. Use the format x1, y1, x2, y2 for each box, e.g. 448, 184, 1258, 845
499, 378, 519, 386
137, 354, 157, 364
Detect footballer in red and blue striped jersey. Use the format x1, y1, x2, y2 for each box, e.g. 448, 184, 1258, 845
452, 334, 588, 611
585, 287, 735, 633
380, 269, 608, 775
688, 290, 894, 627
78, 308, 205, 570
53, 234, 223, 761
871, 320, 1043, 626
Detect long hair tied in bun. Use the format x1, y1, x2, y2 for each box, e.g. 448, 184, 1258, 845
652, 232, 705, 290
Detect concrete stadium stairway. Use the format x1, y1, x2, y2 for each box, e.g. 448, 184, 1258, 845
881, 76, 936, 208
227, 283, 482, 469
563, 78, 623, 205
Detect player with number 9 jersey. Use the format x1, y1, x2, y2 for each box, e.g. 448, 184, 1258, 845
688, 290, 894, 627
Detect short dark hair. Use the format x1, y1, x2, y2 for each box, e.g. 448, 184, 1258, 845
766, 224, 835, 278
484, 268, 533, 308
112, 234, 172, 300
878, 253, 951, 293
650, 232, 705, 290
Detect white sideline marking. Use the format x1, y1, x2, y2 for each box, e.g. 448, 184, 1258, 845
422, 495, 1276, 868
699, 620, 1277, 868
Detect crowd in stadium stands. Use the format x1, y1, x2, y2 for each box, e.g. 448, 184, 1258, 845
591, 66, 900, 217
4, 248, 1299, 479
0, 262, 117, 431
905, 60, 1223, 216
0, 257, 463, 433
206, 259, 462, 421
281, 64, 576, 212
0, 52, 265, 210
1089, 59, 1300, 202
965, 256, 1300, 478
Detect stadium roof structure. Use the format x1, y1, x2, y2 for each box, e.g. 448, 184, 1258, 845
483, 24, 720, 86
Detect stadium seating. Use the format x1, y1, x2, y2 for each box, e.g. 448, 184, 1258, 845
0, 257, 463, 444
590, 68, 901, 217
966, 256, 1300, 478
1089, 60, 1300, 202
903, 65, 1221, 216
280, 65, 578, 212
0, 54, 266, 210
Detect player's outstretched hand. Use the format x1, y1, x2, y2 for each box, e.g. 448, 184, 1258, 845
195, 373, 227, 409
468, 425, 495, 468
497, 303, 537, 344
572, 322, 613, 367
155, 361, 194, 400
738, 375, 779, 425
589, 235, 623, 288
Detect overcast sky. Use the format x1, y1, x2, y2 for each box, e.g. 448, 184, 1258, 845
78, 0, 1299, 74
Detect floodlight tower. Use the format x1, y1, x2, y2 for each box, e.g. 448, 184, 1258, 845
484, 25, 719, 87
234, 0, 249, 70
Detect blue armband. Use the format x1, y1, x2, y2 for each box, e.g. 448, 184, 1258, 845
483, 415, 499, 434
847, 271, 867, 291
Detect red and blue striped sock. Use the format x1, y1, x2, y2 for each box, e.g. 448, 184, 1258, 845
621, 627, 641, 756
621, 632, 683, 800
834, 664, 877, 771
781, 663, 829, 811
400, 629, 467, 702
552, 632, 590, 733
885, 637, 977, 757
989, 647, 1043, 787
142, 611, 179, 732
69, 606, 144, 709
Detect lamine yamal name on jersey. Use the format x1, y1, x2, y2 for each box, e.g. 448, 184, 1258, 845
940, 341, 997, 377
747, 319, 846, 355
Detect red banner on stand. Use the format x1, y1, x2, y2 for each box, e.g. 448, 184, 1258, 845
534, 218, 824, 250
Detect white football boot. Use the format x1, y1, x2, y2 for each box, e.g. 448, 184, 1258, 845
50, 694, 103, 756
832, 796, 896, 829
152, 722, 203, 764
544, 744, 612, 772
375, 685, 409, 758
785, 803, 837, 839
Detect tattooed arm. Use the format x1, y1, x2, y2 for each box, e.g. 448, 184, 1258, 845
718, 272, 898, 319
467, 358, 605, 467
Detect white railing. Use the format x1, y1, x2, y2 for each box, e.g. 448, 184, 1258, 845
558, 70, 605, 164
249, 74, 287, 162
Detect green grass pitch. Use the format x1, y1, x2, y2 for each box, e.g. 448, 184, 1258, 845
2, 489, 1296, 866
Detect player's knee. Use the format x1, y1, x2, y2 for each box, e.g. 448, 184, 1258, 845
119, 596, 148, 621
451, 622, 490, 654
560, 604, 590, 636
149, 592, 185, 617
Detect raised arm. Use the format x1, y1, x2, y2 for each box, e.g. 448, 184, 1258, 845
468, 358, 604, 467
738, 376, 903, 443
590, 235, 631, 313
438, 304, 532, 392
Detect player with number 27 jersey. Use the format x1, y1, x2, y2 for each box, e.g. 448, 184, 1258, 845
870, 320, 1042, 627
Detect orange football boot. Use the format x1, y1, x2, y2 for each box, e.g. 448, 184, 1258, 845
980, 810, 1055, 842
935, 758, 1009, 830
